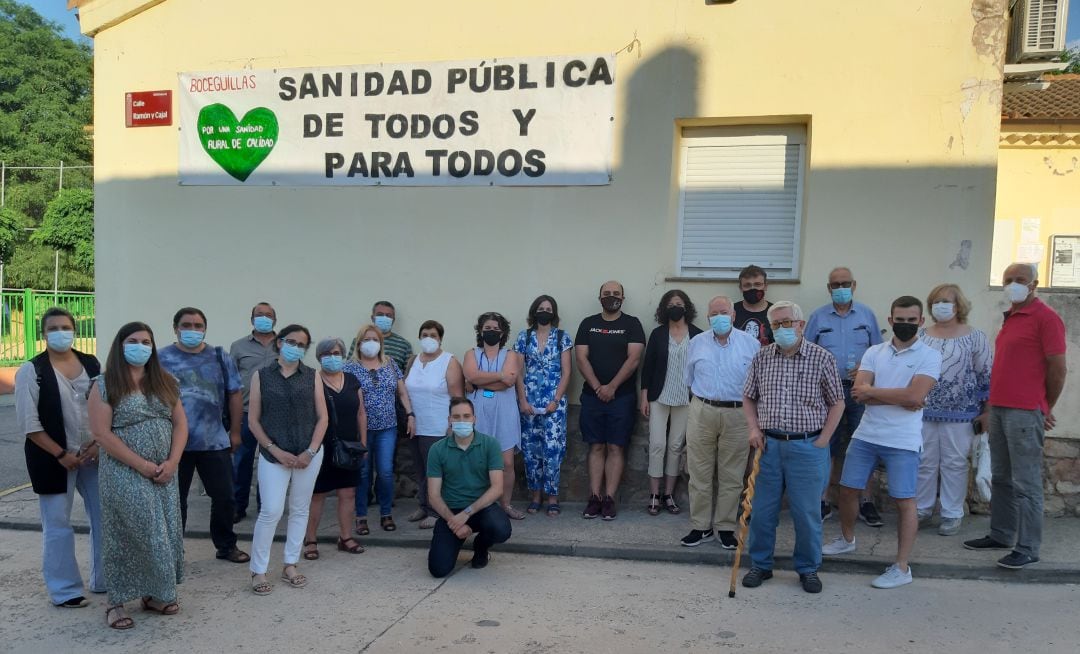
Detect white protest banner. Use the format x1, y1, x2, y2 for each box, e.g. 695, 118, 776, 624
178, 54, 615, 186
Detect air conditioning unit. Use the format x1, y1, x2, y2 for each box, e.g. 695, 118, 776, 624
1007, 0, 1071, 63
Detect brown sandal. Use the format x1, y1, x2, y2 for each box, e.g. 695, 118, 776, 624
647, 494, 661, 516
251, 573, 273, 596
303, 540, 319, 560
662, 494, 681, 515
106, 604, 134, 630
380, 515, 397, 532
337, 537, 365, 553
281, 564, 307, 588
140, 596, 180, 615
354, 517, 370, 536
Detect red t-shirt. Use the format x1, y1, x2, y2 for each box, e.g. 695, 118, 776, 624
989, 298, 1066, 413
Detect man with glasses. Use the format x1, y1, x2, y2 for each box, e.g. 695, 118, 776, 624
741, 301, 845, 593
805, 267, 883, 525
733, 265, 773, 345
229, 302, 278, 522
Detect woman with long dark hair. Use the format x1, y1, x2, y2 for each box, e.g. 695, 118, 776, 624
88, 321, 187, 629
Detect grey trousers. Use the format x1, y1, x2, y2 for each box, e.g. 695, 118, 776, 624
988, 407, 1045, 557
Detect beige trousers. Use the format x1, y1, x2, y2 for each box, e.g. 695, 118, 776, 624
685, 398, 749, 532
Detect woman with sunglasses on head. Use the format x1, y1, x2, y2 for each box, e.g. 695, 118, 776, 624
344, 324, 415, 534
87, 321, 187, 629
464, 311, 524, 520
302, 338, 368, 559
246, 324, 328, 596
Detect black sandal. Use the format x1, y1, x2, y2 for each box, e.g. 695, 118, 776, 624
661, 494, 681, 515
337, 537, 365, 553
647, 494, 661, 516
380, 515, 397, 532
302, 540, 319, 560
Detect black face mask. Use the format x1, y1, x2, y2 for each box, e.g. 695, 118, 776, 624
892, 322, 919, 342
600, 296, 623, 313
534, 311, 554, 326
665, 305, 686, 322
481, 330, 502, 346
742, 289, 765, 305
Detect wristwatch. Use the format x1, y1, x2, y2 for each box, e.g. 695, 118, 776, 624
406, 411, 415, 417
305, 447, 318, 457
55, 449, 67, 460
463, 505, 473, 515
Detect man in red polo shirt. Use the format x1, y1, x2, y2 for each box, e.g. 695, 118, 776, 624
964, 263, 1067, 569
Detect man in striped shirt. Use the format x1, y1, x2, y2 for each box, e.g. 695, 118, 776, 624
741, 301, 846, 594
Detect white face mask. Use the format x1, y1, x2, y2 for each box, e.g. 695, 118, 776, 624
1004, 282, 1030, 304
360, 340, 381, 358
931, 302, 955, 322
419, 337, 440, 354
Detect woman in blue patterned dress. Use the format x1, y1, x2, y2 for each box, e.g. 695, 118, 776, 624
916, 284, 992, 536
514, 296, 573, 516
88, 321, 187, 630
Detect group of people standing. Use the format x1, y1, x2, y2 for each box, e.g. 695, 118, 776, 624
16, 260, 1066, 627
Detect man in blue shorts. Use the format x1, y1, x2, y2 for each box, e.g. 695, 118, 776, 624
574, 280, 646, 521
822, 296, 941, 589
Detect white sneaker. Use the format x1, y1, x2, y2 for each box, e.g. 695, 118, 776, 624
822, 536, 856, 556
872, 563, 913, 589
917, 510, 933, 527
938, 517, 962, 536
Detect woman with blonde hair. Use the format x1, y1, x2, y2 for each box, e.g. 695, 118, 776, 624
916, 284, 992, 536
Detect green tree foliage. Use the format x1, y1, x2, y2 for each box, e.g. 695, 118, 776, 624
0, 0, 93, 289
34, 188, 92, 274
0, 205, 20, 262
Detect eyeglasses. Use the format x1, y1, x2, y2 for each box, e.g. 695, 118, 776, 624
828, 282, 854, 290
769, 319, 800, 329
282, 338, 308, 349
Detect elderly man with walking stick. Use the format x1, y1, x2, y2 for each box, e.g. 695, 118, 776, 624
740, 301, 846, 594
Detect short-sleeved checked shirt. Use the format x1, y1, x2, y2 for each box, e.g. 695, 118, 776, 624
743, 338, 844, 433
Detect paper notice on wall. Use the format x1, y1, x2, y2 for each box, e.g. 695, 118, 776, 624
1020, 217, 1041, 245
1016, 243, 1044, 264
1050, 236, 1080, 288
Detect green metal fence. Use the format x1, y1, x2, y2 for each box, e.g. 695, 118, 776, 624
0, 290, 96, 365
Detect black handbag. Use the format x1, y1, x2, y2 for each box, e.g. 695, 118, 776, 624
326, 389, 366, 470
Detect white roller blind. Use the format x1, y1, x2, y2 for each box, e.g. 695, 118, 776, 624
676, 127, 805, 279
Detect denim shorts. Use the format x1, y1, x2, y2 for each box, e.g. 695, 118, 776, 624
580, 392, 636, 446
839, 438, 919, 499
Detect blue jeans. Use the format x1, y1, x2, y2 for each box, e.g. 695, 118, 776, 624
356, 427, 397, 517
232, 412, 259, 514
748, 437, 830, 574
39, 463, 105, 604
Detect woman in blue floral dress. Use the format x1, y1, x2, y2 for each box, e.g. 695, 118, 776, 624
514, 296, 573, 516
88, 321, 187, 630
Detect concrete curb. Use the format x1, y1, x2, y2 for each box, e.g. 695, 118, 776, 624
3, 517, 1076, 584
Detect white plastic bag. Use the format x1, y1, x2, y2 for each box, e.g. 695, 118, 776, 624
972, 432, 992, 503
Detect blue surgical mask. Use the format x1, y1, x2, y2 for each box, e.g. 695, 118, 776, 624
451, 422, 474, 437
831, 287, 853, 305
46, 330, 75, 352
123, 343, 153, 366
179, 330, 205, 348
774, 327, 798, 349
253, 316, 274, 333
280, 342, 305, 363
373, 315, 393, 333
320, 355, 344, 373
709, 314, 732, 336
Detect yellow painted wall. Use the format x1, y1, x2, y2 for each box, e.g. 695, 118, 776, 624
83, 0, 1008, 404
992, 123, 1080, 285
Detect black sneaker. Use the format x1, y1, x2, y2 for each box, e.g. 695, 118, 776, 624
997, 551, 1039, 569
741, 567, 773, 588
583, 495, 602, 519
717, 530, 738, 550
963, 536, 1011, 550
799, 571, 823, 593
821, 501, 833, 521
680, 529, 714, 547
859, 501, 884, 528
470, 549, 490, 569
601, 496, 617, 521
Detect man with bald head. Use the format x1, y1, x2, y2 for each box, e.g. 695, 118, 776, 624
575, 281, 646, 520
680, 296, 760, 548
964, 263, 1067, 570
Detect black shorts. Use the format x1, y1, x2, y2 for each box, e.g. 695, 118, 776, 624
580, 392, 636, 447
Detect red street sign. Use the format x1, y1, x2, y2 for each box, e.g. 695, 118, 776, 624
125, 90, 172, 127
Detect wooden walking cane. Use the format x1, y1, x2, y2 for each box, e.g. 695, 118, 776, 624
728, 445, 764, 598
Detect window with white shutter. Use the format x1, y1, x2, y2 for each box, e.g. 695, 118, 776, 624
676, 125, 806, 280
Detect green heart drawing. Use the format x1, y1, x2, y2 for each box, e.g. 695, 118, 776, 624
197, 104, 278, 182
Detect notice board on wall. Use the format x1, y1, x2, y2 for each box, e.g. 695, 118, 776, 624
178, 54, 615, 186
1050, 235, 1080, 288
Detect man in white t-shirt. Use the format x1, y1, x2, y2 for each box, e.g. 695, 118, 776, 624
822, 296, 941, 589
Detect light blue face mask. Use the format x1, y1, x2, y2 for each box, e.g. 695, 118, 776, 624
46, 330, 75, 352
831, 287, 853, 305
709, 314, 732, 336
451, 422, 474, 437
774, 327, 798, 348
253, 316, 274, 333
280, 342, 305, 363
373, 315, 393, 333
320, 355, 344, 373
179, 330, 205, 348
123, 343, 153, 366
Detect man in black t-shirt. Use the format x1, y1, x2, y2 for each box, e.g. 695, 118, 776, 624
733, 264, 774, 346
574, 280, 646, 522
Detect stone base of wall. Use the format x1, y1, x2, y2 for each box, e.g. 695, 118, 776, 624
1045, 437, 1080, 517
